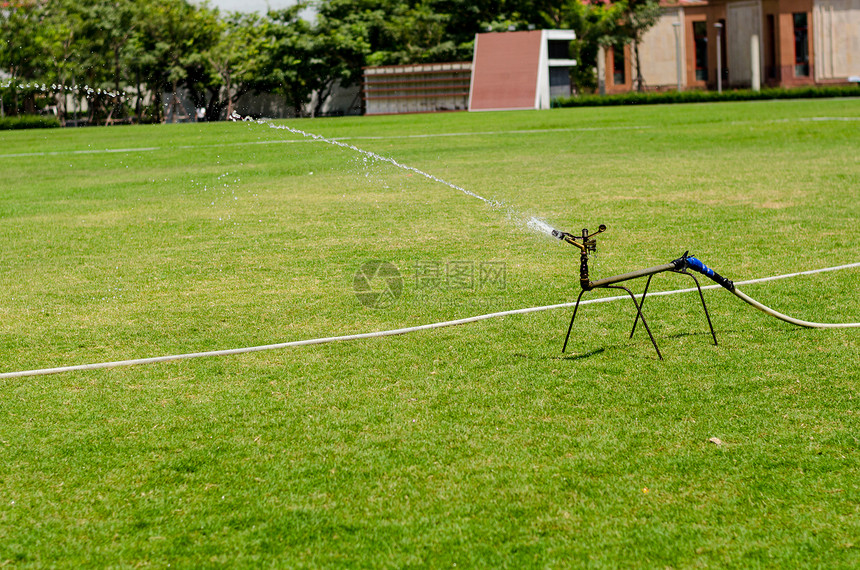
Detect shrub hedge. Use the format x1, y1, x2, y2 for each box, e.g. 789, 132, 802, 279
554, 85, 860, 108
0, 115, 62, 130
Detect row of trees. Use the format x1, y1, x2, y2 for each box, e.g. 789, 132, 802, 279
0, 0, 661, 123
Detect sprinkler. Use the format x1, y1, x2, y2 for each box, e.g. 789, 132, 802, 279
558, 224, 715, 360
551, 224, 607, 290
556, 224, 858, 359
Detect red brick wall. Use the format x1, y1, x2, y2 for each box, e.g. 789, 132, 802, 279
469, 31, 543, 111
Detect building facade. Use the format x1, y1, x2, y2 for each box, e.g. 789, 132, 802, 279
360, 30, 577, 115
603, 0, 860, 92
363, 62, 472, 115
468, 29, 577, 111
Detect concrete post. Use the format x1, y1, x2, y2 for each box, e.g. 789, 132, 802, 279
673, 22, 683, 92
715, 22, 723, 93
751, 34, 761, 91
597, 45, 606, 95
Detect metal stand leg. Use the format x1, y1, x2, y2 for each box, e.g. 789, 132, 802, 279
630, 270, 718, 346
629, 274, 654, 339
680, 270, 718, 346
563, 285, 662, 360
605, 285, 663, 360
562, 289, 588, 353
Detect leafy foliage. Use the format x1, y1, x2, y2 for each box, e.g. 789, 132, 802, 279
6, 0, 835, 123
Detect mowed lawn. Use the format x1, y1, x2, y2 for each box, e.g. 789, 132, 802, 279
0, 99, 858, 567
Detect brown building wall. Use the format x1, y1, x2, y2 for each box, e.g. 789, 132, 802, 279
604, 44, 633, 94
602, 0, 843, 93
771, 0, 815, 86
687, 0, 816, 89
469, 31, 543, 110
704, 0, 816, 87
684, 7, 713, 89
672, 3, 728, 89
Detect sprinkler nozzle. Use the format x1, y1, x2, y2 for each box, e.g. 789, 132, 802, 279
552, 224, 607, 252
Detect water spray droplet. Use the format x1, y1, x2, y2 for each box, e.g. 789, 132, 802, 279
527, 217, 559, 237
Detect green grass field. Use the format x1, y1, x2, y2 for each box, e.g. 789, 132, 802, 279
1, 100, 858, 567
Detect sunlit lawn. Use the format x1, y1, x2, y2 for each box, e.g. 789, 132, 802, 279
0, 99, 858, 567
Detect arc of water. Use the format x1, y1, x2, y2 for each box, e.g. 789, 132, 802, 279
232, 113, 563, 239
241, 114, 501, 208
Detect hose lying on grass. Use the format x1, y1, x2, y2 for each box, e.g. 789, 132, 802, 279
681, 256, 859, 329
0, 262, 857, 379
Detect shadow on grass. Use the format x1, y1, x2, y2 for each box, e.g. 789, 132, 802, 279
558, 348, 607, 360
513, 349, 607, 361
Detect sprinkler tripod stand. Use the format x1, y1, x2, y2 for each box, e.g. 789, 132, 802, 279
552, 225, 724, 360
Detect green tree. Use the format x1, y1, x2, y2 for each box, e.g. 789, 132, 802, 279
266, 2, 372, 117
264, 4, 319, 116
531, 1, 623, 93
136, 0, 216, 122
363, 2, 455, 65
38, 0, 86, 122
306, 2, 373, 115
74, 0, 139, 122
196, 10, 271, 120
614, 0, 662, 91
0, 0, 48, 114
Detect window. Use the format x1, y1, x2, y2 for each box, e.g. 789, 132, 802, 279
613, 47, 625, 85
693, 22, 708, 81
549, 67, 571, 98
547, 40, 571, 60
765, 14, 776, 79
793, 13, 809, 77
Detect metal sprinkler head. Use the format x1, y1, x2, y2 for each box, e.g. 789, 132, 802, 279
553, 224, 607, 289
552, 224, 606, 251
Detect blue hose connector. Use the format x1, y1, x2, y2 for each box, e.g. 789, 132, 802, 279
677, 255, 735, 290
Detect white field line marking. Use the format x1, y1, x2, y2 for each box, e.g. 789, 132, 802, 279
332, 125, 651, 141
772, 116, 860, 122
0, 140, 310, 159
0, 125, 648, 159
728, 116, 860, 128
6, 115, 857, 159
1, 262, 857, 379
5, 114, 857, 159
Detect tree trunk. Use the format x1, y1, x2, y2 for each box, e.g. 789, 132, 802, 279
56, 79, 66, 124
206, 86, 221, 121
225, 69, 233, 119
154, 87, 163, 123
114, 46, 123, 120
135, 70, 143, 123
313, 80, 334, 118
633, 40, 645, 92
168, 80, 179, 123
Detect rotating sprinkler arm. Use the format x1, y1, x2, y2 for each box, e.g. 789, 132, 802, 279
552, 224, 607, 289
552, 224, 606, 252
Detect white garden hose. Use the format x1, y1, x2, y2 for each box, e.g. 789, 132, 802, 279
0, 262, 857, 379
730, 287, 860, 328
681, 256, 859, 328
